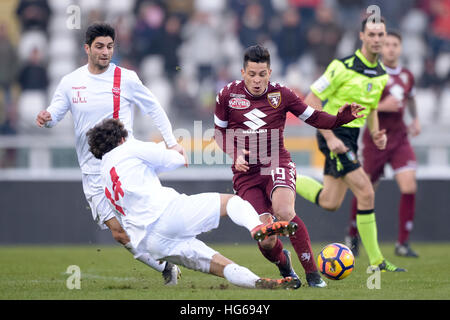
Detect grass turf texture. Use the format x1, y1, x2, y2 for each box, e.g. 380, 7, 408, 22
0, 243, 448, 300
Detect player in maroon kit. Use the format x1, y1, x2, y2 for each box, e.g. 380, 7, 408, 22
346, 31, 421, 257
214, 45, 365, 287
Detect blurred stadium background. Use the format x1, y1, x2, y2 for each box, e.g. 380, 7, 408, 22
0, 0, 448, 244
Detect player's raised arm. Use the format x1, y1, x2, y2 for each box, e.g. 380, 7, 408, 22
287, 88, 364, 130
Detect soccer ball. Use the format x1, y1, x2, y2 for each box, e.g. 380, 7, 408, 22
317, 243, 355, 280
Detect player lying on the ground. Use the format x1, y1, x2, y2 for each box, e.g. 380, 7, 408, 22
86, 118, 301, 289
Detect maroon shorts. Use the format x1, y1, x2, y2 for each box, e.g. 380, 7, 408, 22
232, 159, 297, 215
362, 129, 417, 183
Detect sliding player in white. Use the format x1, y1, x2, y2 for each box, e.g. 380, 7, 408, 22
35, 22, 185, 284
86, 118, 301, 289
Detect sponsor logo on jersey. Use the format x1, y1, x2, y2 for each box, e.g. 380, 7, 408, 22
267, 91, 281, 108
230, 93, 246, 98
72, 90, 87, 103
229, 97, 251, 109
243, 109, 267, 130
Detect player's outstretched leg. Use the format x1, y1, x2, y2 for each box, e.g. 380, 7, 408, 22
214, 255, 301, 290
272, 187, 326, 288
223, 195, 297, 241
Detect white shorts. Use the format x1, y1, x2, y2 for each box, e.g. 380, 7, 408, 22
81, 173, 118, 230
142, 192, 221, 273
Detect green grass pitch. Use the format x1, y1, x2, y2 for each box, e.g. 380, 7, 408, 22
0, 243, 449, 300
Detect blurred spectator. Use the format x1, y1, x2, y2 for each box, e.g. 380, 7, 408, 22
161, 15, 183, 79
336, 0, 364, 32
275, 7, 306, 73
111, 15, 135, 68
15, 0, 51, 34
180, 11, 221, 81
288, 0, 321, 30
166, 0, 194, 23
238, 2, 269, 47
306, 4, 342, 73
425, 0, 450, 58
0, 23, 18, 135
18, 47, 48, 92
132, 1, 166, 64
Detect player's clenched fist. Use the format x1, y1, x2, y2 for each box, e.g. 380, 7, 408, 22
371, 129, 387, 150
36, 110, 52, 127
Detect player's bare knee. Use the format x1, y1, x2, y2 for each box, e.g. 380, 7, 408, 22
272, 206, 295, 221
356, 187, 375, 208
321, 201, 340, 212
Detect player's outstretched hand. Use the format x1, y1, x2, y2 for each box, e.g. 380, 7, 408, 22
235, 149, 250, 172
372, 129, 387, 150
338, 102, 365, 119
169, 143, 189, 167
36, 110, 52, 127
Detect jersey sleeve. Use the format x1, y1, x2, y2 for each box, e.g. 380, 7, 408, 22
408, 71, 416, 98
45, 77, 71, 128
131, 140, 185, 173
128, 72, 178, 148
214, 87, 229, 129
214, 86, 236, 160
310, 59, 348, 101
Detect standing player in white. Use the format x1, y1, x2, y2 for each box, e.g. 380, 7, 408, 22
86, 118, 301, 289
35, 23, 184, 284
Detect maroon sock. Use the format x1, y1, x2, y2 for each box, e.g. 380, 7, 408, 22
257, 237, 287, 266
348, 196, 359, 237
289, 215, 317, 273
398, 193, 415, 244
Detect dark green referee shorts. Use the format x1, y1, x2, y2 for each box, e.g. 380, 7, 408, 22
317, 127, 361, 178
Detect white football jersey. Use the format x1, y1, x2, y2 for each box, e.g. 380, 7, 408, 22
101, 138, 185, 249
46, 63, 177, 174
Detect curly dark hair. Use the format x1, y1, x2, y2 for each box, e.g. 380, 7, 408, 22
86, 118, 128, 159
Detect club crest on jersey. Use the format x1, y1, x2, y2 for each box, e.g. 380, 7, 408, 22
367, 83, 373, 92
229, 97, 251, 109
112, 87, 121, 97
267, 91, 281, 108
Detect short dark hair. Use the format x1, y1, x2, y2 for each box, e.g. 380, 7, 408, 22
387, 30, 402, 42
361, 16, 386, 32
243, 45, 271, 68
85, 22, 115, 46
87, 118, 128, 159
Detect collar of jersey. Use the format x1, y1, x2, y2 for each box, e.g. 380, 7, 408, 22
384, 65, 402, 75
243, 84, 268, 98
355, 49, 378, 68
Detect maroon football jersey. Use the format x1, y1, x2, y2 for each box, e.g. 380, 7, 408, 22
378, 65, 416, 134
214, 80, 315, 174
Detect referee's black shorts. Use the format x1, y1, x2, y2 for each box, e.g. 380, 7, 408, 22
317, 127, 361, 178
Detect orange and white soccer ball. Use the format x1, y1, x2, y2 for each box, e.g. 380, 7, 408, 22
317, 243, 355, 280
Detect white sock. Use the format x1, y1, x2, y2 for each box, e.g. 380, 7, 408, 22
223, 263, 260, 288
226, 196, 262, 232
124, 242, 166, 272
